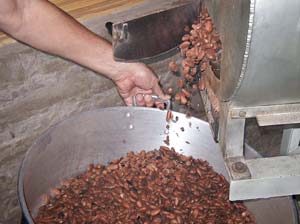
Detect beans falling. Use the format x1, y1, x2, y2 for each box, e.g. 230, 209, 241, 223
35, 147, 255, 224
169, 5, 222, 106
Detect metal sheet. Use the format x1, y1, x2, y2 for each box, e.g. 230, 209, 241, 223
112, 1, 199, 61
205, 0, 300, 106
204, 0, 252, 101
229, 154, 300, 201
233, 0, 300, 106
256, 112, 300, 126
281, 128, 300, 155
230, 103, 300, 126
231, 104, 300, 119
18, 107, 298, 224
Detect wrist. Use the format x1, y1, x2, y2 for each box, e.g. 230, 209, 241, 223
106, 61, 144, 82
107, 61, 134, 81
90, 40, 139, 81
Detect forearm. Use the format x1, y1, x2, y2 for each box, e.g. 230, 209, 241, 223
0, 0, 130, 81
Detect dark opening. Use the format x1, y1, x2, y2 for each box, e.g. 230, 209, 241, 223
105, 22, 113, 36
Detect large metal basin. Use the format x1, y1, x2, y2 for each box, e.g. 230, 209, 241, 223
18, 107, 299, 223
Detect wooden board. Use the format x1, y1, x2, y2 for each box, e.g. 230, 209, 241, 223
0, 0, 144, 47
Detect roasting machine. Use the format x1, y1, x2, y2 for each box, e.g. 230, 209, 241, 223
202, 0, 300, 201
18, 0, 300, 223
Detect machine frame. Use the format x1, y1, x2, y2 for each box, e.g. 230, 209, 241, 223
203, 0, 300, 200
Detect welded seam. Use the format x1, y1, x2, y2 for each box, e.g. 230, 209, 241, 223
230, 0, 255, 101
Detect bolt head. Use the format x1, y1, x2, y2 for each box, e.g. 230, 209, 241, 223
239, 111, 246, 118
232, 161, 248, 173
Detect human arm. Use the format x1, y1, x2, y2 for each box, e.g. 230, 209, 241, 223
0, 0, 167, 105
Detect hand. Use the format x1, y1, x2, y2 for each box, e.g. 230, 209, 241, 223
113, 63, 169, 106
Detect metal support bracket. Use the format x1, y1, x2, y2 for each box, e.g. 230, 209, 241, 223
229, 154, 300, 200
230, 104, 300, 126
281, 128, 300, 155
219, 103, 245, 158
219, 104, 300, 200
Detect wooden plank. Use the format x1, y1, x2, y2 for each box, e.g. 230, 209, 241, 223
0, 0, 144, 47
50, 0, 144, 20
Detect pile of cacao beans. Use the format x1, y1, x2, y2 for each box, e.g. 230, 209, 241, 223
36, 147, 255, 224
168, 6, 222, 107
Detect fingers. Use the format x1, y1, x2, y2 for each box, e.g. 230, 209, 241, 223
134, 94, 166, 109
120, 77, 170, 108
152, 82, 171, 101
124, 98, 133, 106
136, 93, 155, 107
126, 94, 166, 109
144, 94, 154, 107
133, 89, 152, 106
133, 82, 169, 108
136, 93, 145, 106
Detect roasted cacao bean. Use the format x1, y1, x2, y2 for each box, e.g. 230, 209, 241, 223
36, 147, 255, 224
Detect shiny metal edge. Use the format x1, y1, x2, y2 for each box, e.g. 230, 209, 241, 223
230, 0, 256, 101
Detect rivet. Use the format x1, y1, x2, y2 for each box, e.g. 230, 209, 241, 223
239, 111, 246, 118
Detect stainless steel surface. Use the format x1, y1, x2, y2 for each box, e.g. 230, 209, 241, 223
226, 157, 251, 180
256, 112, 300, 126
281, 128, 300, 155
229, 153, 300, 201
204, 0, 253, 101
243, 144, 299, 224
205, 0, 300, 106
231, 104, 300, 120
230, 104, 300, 126
202, 0, 300, 200
18, 107, 298, 224
219, 103, 245, 158
218, 102, 300, 200
112, 0, 199, 61
234, 0, 300, 106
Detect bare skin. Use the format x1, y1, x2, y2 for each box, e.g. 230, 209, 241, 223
0, 0, 168, 106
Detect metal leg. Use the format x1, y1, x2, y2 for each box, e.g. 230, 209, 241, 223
218, 105, 300, 200
219, 103, 245, 158
281, 128, 300, 155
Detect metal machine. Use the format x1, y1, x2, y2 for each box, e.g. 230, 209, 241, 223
111, 0, 300, 200
201, 0, 300, 200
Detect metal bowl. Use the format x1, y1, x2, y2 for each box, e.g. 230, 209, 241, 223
18, 107, 299, 223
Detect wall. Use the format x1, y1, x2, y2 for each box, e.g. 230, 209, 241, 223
0, 42, 124, 224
